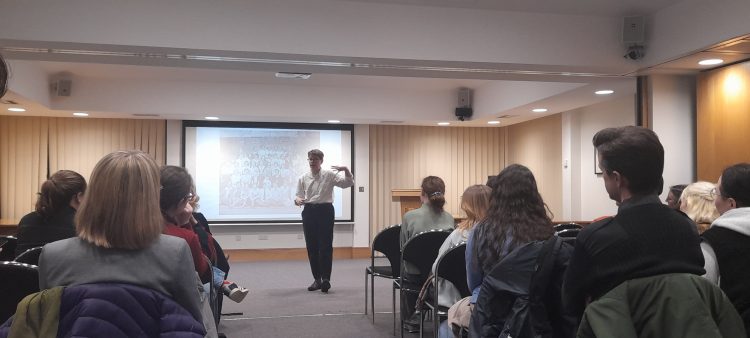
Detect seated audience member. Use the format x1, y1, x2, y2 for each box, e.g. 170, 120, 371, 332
563, 126, 705, 319
15, 170, 86, 256
160, 165, 248, 303
680, 181, 720, 234
399, 175, 455, 332
447, 164, 574, 338
0, 53, 7, 98
425, 185, 490, 308
666, 184, 688, 210
38, 150, 205, 324
702, 163, 750, 331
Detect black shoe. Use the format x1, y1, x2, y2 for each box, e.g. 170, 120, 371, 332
307, 280, 322, 291
321, 279, 331, 293
403, 322, 420, 333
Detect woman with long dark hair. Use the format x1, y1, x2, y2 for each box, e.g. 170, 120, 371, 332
444, 164, 573, 337
15, 170, 86, 255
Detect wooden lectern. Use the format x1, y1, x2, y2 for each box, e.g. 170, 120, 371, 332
391, 189, 422, 217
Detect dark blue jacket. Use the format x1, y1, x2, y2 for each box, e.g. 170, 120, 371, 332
0, 283, 206, 337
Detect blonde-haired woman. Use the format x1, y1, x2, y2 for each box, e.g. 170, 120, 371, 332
429, 185, 491, 306
38, 150, 204, 323
680, 181, 720, 234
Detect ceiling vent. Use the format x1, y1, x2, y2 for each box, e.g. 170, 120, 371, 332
497, 115, 518, 119
132, 113, 161, 117
379, 120, 404, 124
0, 99, 18, 105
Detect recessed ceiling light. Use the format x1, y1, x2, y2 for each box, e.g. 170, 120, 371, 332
275, 72, 312, 80
487, 121, 501, 125
437, 122, 450, 126
204, 116, 219, 120
73, 112, 89, 117
595, 90, 614, 95
328, 119, 341, 123
532, 108, 548, 113
698, 59, 724, 66
8, 107, 25, 112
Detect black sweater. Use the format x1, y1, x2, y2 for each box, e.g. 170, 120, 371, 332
562, 195, 705, 317
15, 206, 77, 256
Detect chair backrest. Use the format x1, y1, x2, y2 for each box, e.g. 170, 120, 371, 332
435, 243, 470, 297
553, 223, 582, 232
371, 224, 401, 275
555, 228, 581, 238
0, 236, 17, 261
14, 246, 43, 266
0, 261, 39, 324
401, 230, 450, 279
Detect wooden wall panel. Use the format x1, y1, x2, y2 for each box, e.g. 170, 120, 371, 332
697, 62, 750, 182
369, 125, 507, 240
507, 115, 563, 220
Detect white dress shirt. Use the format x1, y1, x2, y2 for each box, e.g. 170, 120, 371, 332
296, 169, 354, 204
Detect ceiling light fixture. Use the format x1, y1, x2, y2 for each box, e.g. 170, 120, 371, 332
8, 107, 26, 112
327, 120, 341, 123
532, 108, 548, 113
698, 59, 724, 66
437, 122, 450, 126
275, 72, 312, 80
595, 90, 614, 95
73, 112, 89, 117
487, 121, 501, 125
204, 116, 220, 120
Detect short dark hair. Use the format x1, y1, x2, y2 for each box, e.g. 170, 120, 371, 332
308, 149, 324, 160
720, 163, 750, 208
160, 165, 194, 213
669, 184, 688, 200
593, 126, 664, 196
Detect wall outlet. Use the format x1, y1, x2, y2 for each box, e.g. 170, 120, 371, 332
258, 234, 269, 240
234, 235, 241, 242
359, 186, 365, 192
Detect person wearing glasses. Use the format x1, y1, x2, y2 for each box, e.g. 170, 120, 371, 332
294, 149, 353, 293
160, 165, 249, 304
702, 163, 750, 331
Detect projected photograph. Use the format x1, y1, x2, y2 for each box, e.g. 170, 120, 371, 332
184, 123, 354, 223
218, 130, 318, 215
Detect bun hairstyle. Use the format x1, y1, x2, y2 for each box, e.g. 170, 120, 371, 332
421, 176, 446, 213
35, 170, 87, 217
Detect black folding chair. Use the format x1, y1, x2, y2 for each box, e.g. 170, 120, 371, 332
365, 224, 401, 323
0, 236, 17, 261
397, 229, 450, 337
553, 223, 582, 232
555, 228, 581, 246
421, 243, 470, 337
0, 261, 39, 324
14, 246, 43, 266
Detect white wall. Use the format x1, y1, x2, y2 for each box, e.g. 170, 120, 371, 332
566, 95, 636, 221
649, 75, 696, 200
164, 121, 370, 250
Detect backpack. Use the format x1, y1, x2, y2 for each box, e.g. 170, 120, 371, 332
469, 236, 569, 338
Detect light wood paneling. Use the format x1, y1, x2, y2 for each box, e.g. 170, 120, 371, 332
369, 125, 507, 240
507, 115, 563, 220
697, 62, 750, 182
0, 116, 166, 225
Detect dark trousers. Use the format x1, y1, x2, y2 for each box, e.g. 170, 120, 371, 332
302, 203, 335, 281
401, 271, 425, 324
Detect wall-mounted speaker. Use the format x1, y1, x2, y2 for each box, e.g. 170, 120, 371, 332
53, 79, 72, 97
623, 16, 645, 44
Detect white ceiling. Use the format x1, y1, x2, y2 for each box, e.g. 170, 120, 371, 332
338, 0, 685, 17
0, 0, 748, 126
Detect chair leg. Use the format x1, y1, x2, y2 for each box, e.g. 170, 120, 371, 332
419, 309, 424, 338
393, 284, 397, 336
371, 273, 376, 323
364, 271, 369, 316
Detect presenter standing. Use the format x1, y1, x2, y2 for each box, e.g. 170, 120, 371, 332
295, 149, 354, 293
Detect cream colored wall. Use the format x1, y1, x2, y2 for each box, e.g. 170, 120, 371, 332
369, 125, 507, 238
506, 115, 563, 220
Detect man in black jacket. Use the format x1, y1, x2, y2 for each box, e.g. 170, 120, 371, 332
562, 126, 705, 318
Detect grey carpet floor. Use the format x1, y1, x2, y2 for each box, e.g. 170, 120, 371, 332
217, 258, 432, 338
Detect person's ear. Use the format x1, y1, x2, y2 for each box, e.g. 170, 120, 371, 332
728, 197, 737, 209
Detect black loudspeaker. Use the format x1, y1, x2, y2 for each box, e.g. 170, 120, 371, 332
455, 107, 473, 121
